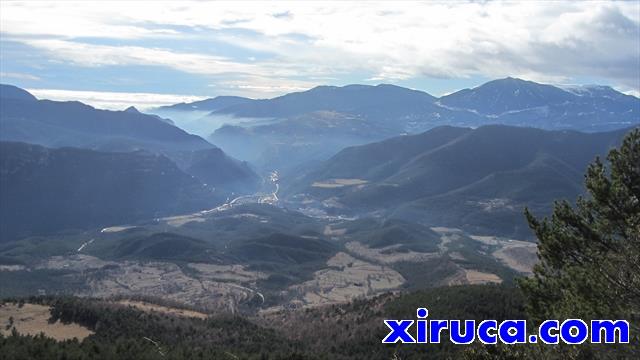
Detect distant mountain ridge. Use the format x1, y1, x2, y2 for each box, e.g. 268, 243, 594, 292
438, 77, 576, 115
287, 125, 634, 238
438, 77, 639, 130
0, 84, 261, 196
210, 84, 438, 120
0, 84, 37, 101
173, 78, 640, 134
0, 84, 211, 153
157, 95, 254, 112
158, 96, 256, 111
0, 142, 220, 241
204, 84, 477, 171
175, 78, 639, 171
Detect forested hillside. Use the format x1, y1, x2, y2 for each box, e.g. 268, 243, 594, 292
0, 285, 525, 359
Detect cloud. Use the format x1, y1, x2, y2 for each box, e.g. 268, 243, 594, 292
26, 88, 207, 110
2, 1, 639, 96
0, 72, 41, 81
624, 89, 640, 98
22, 39, 263, 75
0, 1, 181, 39
208, 77, 317, 98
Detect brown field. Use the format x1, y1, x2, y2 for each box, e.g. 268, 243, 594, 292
323, 224, 347, 236
345, 241, 438, 264
469, 235, 501, 245
116, 300, 208, 319
493, 242, 538, 275
311, 178, 368, 188
187, 263, 266, 282
80, 261, 258, 311
0, 303, 93, 341
34, 256, 265, 313
261, 252, 404, 313
283, 252, 405, 308
464, 270, 502, 284
162, 214, 205, 227
37, 254, 115, 271
445, 268, 502, 285
469, 234, 538, 275
100, 225, 136, 233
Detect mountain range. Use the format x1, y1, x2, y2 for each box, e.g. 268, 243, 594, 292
159, 77, 640, 171
0, 142, 219, 240
207, 77, 638, 132
286, 125, 633, 238
2, 80, 637, 241
1, 78, 636, 323
0, 84, 260, 191
0, 85, 261, 241
0, 85, 210, 153
439, 78, 639, 130
157, 95, 253, 113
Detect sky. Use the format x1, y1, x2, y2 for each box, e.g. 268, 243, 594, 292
1, 1, 639, 110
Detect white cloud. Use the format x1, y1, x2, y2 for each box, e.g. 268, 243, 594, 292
0, 72, 41, 81
209, 77, 318, 98
26, 88, 207, 110
0, 1, 181, 39
2, 1, 639, 95
22, 39, 262, 75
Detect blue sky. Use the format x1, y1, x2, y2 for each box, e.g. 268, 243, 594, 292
1, 1, 639, 109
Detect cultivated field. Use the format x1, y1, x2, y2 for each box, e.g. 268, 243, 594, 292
280, 252, 405, 309
311, 178, 368, 188
0, 303, 93, 341
469, 235, 538, 274
444, 268, 503, 285
117, 300, 209, 319
346, 241, 438, 264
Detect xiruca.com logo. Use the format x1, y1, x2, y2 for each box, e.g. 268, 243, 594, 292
382, 308, 630, 345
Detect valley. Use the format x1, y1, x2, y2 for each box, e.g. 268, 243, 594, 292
0, 183, 538, 313
1, 88, 633, 320
2, 2, 639, 357
0, 86, 635, 359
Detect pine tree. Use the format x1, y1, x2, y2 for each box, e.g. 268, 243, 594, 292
521, 128, 639, 357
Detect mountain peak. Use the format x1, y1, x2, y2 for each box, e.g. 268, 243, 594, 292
210, 82, 437, 119
440, 77, 575, 115
0, 84, 37, 101
124, 106, 140, 113
154, 95, 253, 112
478, 77, 539, 89
376, 83, 404, 89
